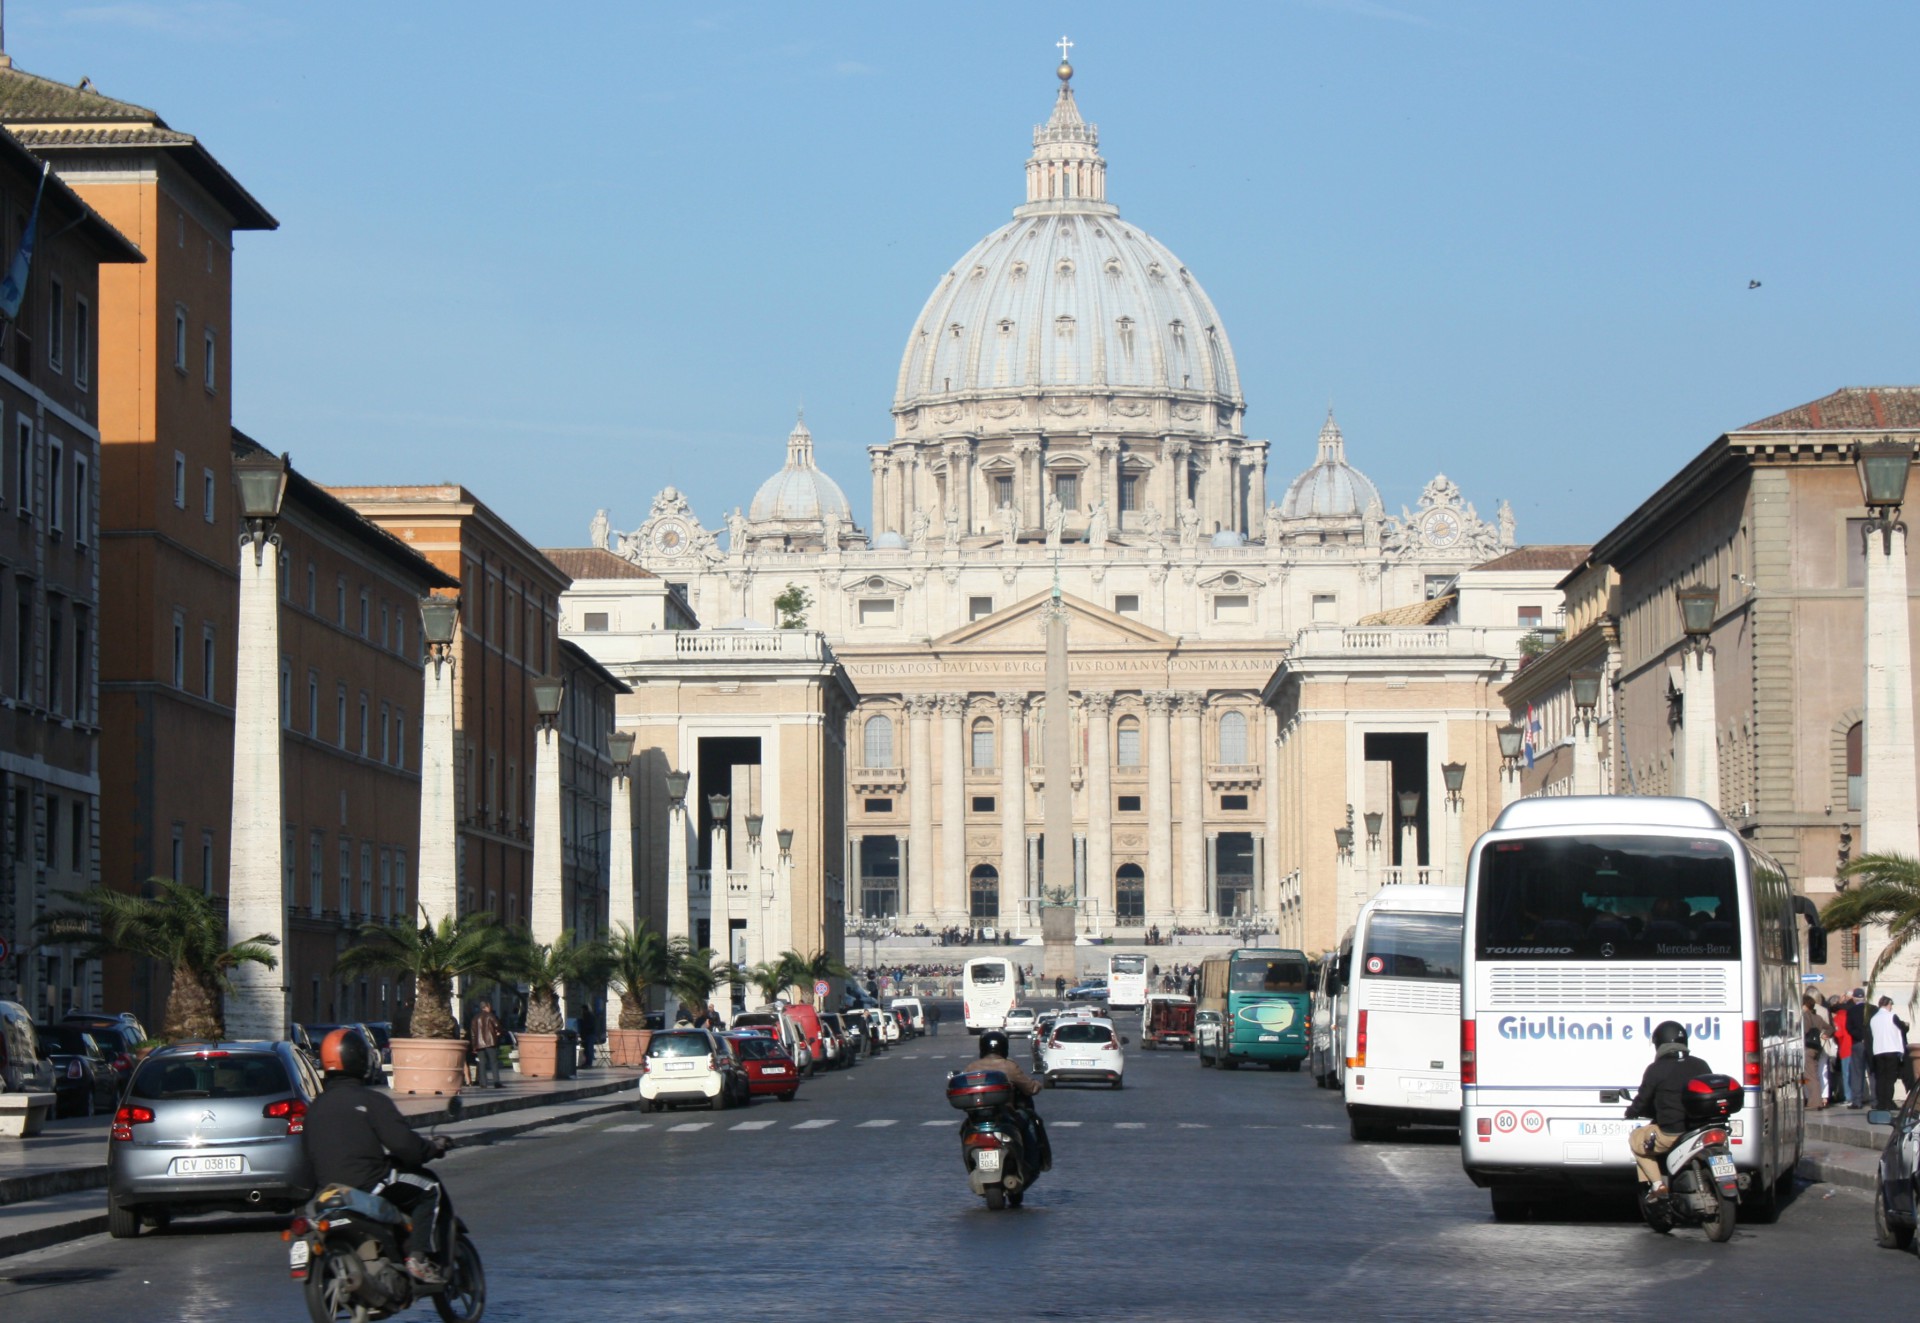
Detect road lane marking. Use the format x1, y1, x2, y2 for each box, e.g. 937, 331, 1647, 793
1177, 1123, 1209, 1129
731, 1120, 776, 1131
607, 1123, 653, 1132
1114, 1122, 1146, 1129
857, 1119, 897, 1128
667, 1122, 711, 1133
922, 1120, 950, 1126
792, 1119, 837, 1130
1051, 1121, 1083, 1128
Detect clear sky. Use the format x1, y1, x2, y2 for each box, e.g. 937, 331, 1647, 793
11, 1, 1920, 552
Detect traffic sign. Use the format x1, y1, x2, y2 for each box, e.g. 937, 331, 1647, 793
814, 980, 829, 997
1802, 972, 1827, 984
0, 936, 9, 961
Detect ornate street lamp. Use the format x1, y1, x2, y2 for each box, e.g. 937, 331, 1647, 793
664, 770, 691, 803
419, 595, 460, 654
776, 827, 795, 856
1570, 670, 1602, 723
1441, 761, 1467, 805
1396, 789, 1421, 823
233, 448, 289, 564
708, 793, 731, 823
607, 729, 636, 779
1497, 722, 1524, 764
744, 813, 764, 843
1364, 811, 1384, 848
1856, 437, 1915, 551
1333, 825, 1354, 857
531, 676, 565, 732
1676, 583, 1717, 643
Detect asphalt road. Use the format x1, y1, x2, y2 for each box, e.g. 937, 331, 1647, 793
2, 1001, 1917, 1322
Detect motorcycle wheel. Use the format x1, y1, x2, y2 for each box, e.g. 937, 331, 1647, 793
984, 1186, 1007, 1211
1704, 1184, 1737, 1243
1635, 1189, 1673, 1235
433, 1234, 487, 1323
304, 1250, 367, 1323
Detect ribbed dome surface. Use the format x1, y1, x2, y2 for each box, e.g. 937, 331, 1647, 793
748, 416, 853, 524
1280, 412, 1380, 519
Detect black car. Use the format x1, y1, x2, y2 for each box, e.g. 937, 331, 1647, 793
59, 1015, 142, 1096
34, 1023, 119, 1117
1874, 1089, 1920, 1253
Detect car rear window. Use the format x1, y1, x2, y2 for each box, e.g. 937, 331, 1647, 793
730, 1038, 781, 1061
34, 1026, 95, 1055
132, 1052, 291, 1100
648, 1034, 713, 1058
1053, 1024, 1113, 1045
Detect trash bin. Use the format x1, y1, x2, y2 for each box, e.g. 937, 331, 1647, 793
556, 1030, 579, 1080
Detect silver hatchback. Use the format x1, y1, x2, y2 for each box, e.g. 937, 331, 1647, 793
107, 1041, 320, 1237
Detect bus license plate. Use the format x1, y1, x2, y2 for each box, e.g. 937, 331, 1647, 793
170, 1155, 243, 1175
1259, 1033, 1279, 1042
976, 1150, 1002, 1172
1708, 1154, 1735, 1180
289, 1239, 311, 1270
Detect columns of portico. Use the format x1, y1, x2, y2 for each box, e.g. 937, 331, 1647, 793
997, 692, 1028, 932
1249, 444, 1267, 530
905, 694, 938, 923
945, 443, 973, 537
1092, 438, 1119, 518
1265, 716, 1283, 925
1160, 440, 1188, 524
1213, 443, 1234, 535
1176, 692, 1208, 919
1013, 440, 1041, 529
1144, 691, 1175, 925
1083, 692, 1115, 927
938, 694, 968, 923
868, 448, 888, 537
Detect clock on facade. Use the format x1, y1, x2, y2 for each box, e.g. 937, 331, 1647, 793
1421, 509, 1462, 548
651, 519, 689, 555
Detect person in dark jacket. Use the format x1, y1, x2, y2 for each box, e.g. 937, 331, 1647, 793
959, 1029, 1050, 1170
468, 1002, 502, 1089
1626, 1020, 1713, 1196
304, 1028, 453, 1285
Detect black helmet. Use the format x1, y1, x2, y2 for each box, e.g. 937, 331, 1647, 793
979, 1029, 1011, 1059
320, 1027, 371, 1078
1650, 1020, 1689, 1051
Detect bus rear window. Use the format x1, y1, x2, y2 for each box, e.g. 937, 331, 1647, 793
1476, 834, 1740, 961
1361, 912, 1463, 981
1110, 955, 1146, 975
968, 965, 1006, 985
1230, 959, 1307, 992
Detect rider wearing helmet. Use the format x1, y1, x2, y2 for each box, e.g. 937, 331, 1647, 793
303, 1027, 452, 1285
1624, 1020, 1713, 1197
959, 1029, 1051, 1170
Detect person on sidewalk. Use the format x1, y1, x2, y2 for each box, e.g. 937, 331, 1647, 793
469, 1002, 503, 1090
1829, 997, 1854, 1107
927, 1002, 941, 1037
1871, 995, 1909, 1111
1803, 993, 1832, 1109
1845, 988, 1873, 1108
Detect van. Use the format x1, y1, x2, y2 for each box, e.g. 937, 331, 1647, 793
890, 997, 926, 1036
780, 1004, 826, 1075
0, 1000, 55, 1094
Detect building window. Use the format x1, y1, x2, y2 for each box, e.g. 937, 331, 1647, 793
1221, 793, 1250, 811
380, 701, 391, 763
336, 577, 347, 626
359, 592, 370, 637
1312, 593, 1337, 623
1218, 710, 1248, 764
1119, 472, 1140, 513
359, 695, 370, 755
379, 848, 393, 920
173, 306, 188, 371
172, 451, 186, 509
17, 420, 33, 512
307, 671, 319, 736
1115, 864, 1145, 922
380, 602, 390, 649
70, 607, 87, 721
201, 831, 214, 894
863, 713, 895, 767
971, 795, 995, 813
203, 329, 217, 392
968, 596, 994, 622
1117, 794, 1142, 812
393, 712, 405, 769
1054, 472, 1079, 509
394, 613, 405, 657
1425, 575, 1453, 600
584, 611, 609, 632
172, 611, 186, 689
170, 824, 184, 887
1518, 604, 1543, 629
46, 439, 61, 534
1212, 593, 1250, 623
15, 580, 32, 702
993, 473, 1014, 508
393, 851, 408, 918
73, 296, 89, 389
306, 563, 317, 612
47, 278, 62, 372
336, 684, 347, 748
857, 598, 895, 627
1114, 594, 1140, 618
309, 831, 324, 917
1848, 721, 1863, 812
969, 864, 999, 924
202, 625, 216, 700
279, 658, 292, 727
203, 468, 215, 524
360, 843, 374, 917
72, 454, 87, 547
70, 799, 85, 874
338, 838, 353, 918
45, 598, 62, 713
863, 797, 894, 814
971, 718, 995, 770
1116, 716, 1141, 767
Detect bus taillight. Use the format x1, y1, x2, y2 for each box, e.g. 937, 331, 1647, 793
1349, 1009, 1368, 1069
1743, 1019, 1761, 1087
1460, 1019, 1476, 1085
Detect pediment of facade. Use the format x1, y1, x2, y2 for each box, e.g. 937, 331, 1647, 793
932, 591, 1177, 652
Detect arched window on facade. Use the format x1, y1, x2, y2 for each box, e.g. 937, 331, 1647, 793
1848, 721, 1863, 811
971, 717, 996, 770
1115, 864, 1145, 923
970, 864, 999, 924
863, 713, 895, 768
1116, 715, 1142, 768
1218, 710, 1248, 765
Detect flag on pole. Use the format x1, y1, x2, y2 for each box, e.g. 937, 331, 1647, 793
1523, 703, 1541, 770
0, 160, 50, 322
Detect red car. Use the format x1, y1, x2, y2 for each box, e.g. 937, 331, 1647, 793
724, 1032, 800, 1101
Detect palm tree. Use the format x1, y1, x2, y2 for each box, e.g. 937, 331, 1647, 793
509, 930, 614, 1035
38, 879, 278, 1042
334, 910, 517, 1039
1824, 852, 1920, 989
744, 961, 790, 1007
667, 937, 736, 1018
607, 921, 673, 1030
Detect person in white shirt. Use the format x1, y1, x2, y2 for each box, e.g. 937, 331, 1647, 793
1870, 995, 1910, 1111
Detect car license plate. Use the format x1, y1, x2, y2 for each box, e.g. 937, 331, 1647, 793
289, 1239, 311, 1270
664, 1061, 695, 1072
1708, 1154, 1735, 1180
975, 1150, 1002, 1172
764, 1066, 787, 1074
1072, 1059, 1097, 1067
170, 1155, 243, 1176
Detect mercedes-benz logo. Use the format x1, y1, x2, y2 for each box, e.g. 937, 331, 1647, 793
1600, 943, 1616, 960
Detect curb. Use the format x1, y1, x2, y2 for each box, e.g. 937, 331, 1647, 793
1799, 1140, 1879, 1193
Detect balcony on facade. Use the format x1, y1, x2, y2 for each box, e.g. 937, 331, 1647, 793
1290, 623, 1535, 661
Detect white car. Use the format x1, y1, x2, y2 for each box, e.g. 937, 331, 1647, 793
889, 997, 926, 1035
639, 1028, 738, 1112
1039, 1017, 1127, 1089
1004, 1007, 1039, 1037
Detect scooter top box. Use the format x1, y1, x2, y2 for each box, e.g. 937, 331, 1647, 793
1683, 1073, 1744, 1122
946, 1069, 1015, 1111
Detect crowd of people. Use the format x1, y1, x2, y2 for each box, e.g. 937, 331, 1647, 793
1803, 986, 1914, 1111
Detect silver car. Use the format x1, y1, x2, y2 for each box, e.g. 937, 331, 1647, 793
107, 1041, 320, 1238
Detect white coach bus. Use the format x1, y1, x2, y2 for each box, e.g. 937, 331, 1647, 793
1460, 797, 1823, 1222
962, 956, 1019, 1033
1341, 884, 1467, 1141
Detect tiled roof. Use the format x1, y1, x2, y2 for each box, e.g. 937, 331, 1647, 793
542, 548, 656, 581
1738, 387, 1920, 433
1472, 544, 1590, 573
1356, 593, 1454, 627
12, 125, 194, 148
0, 65, 161, 123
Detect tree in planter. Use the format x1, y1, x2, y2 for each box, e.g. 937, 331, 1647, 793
773, 582, 811, 630
1824, 853, 1920, 993
667, 937, 737, 1018
510, 930, 615, 1034
744, 960, 791, 1007
609, 921, 674, 1029
38, 879, 278, 1041
334, 910, 517, 1039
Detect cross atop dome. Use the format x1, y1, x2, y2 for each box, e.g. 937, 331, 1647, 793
1056, 34, 1074, 81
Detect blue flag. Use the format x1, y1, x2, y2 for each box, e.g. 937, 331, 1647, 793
0, 161, 49, 323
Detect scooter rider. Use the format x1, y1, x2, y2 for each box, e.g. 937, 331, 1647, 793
960, 1029, 1051, 1170
304, 1028, 454, 1285
1625, 1020, 1713, 1197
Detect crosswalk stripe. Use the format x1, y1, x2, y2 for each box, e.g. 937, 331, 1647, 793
667, 1122, 711, 1133
607, 1123, 652, 1132
792, 1119, 837, 1130
731, 1120, 776, 1131
857, 1119, 897, 1128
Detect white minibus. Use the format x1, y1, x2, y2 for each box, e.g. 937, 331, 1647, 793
1340, 884, 1467, 1140
1460, 797, 1822, 1221
962, 956, 1019, 1032
1107, 953, 1149, 1012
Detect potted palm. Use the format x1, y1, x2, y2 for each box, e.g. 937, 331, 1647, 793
38, 879, 279, 1041
334, 909, 516, 1095
667, 937, 737, 1025
607, 921, 671, 1066
510, 930, 613, 1079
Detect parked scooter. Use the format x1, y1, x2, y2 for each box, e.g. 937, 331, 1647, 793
1624, 1073, 1744, 1242
947, 1069, 1043, 1210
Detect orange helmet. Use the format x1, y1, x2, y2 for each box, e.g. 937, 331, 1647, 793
319, 1027, 369, 1077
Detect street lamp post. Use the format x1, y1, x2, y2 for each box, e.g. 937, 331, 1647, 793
607, 729, 636, 937
417, 596, 461, 929
1855, 437, 1920, 1003
530, 676, 566, 947
1676, 583, 1719, 807
776, 827, 795, 974
1570, 669, 1603, 797
1396, 788, 1421, 880
743, 812, 764, 983
707, 792, 732, 980
1442, 761, 1467, 886
1497, 722, 1524, 806
664, 770, 692, 945
226, 448, 290, 1040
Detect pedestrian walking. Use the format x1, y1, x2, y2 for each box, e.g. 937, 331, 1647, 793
1872, 996, 1909, 1111
1055, 975, 1066, 999
927, 1002, 941, 1036
1845, 987, 1873, 1108
1802, 993, 1832, 1109
469, 1002, 503, 1090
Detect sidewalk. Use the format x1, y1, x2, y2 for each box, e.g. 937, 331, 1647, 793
1797, 1104, 1891, 1192
0, 1065, 641, 1260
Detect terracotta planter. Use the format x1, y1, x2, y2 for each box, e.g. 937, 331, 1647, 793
389, 1036, 468, 1096
607, 1028, 651, 1067
517, 1032, 560, 1079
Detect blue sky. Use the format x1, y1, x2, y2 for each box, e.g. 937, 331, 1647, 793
12, 2, 1920, 550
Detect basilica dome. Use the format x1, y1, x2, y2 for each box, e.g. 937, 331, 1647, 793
748, 415, 853, 525
1279, 412, 1380, 520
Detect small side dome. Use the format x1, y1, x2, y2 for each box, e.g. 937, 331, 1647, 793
871, 531, 908, 550
1279, 410, 1381, 520
748, 414, 854, 525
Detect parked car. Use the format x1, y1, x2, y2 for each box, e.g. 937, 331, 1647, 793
1030, 1012, 1063, 1066
0, 1000, 53, 1095
639, 1028, 743, 1112
1005, 1007, 1039, 1038
106, 1041, 320, 1237
1194, 1009, 1225, 1060
1065, 979, 1110, 1003
733, 1010, 813, 1075
782, 1004, 828, 1073
359, 1021, 394, 1066
724, 1032, 801, 1101
822, 1011, 862, 1061
1038, 1017, 1127, 1089
890, 997, 926, 1035
34, 1023, 119, 1117
58, 1013, 140, 1094
1872, 1089, 1920, 1252
295, 1024, 383, 1083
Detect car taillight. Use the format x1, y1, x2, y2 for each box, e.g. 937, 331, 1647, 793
66, 1059, 84, 1080
1743, 1020, 1760, 1087
1460, 1019, 1477, 1085
265, 1098, 307, 1135
110, 1053, 131, 1073
1349, 1010, 1368, 1069
111, 1104, 154, 1141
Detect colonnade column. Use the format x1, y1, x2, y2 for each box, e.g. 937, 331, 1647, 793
1083, 692, 1114, 927
938, 694, 968, 923
905, 694, 937, 923
868, 448, 887, 537
1249, 445, 1267, 529
1175, 692, 1208, 919
997, 692, 1028, 933
1013, 440, 1040, 527
945, 443, 972, 537
1264, 718, 1282, 924
1144, 692, 1175, 925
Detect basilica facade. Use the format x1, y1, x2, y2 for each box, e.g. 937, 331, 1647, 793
571, 58, 1524, 945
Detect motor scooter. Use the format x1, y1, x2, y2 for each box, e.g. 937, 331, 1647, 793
1623, 1073, 1744, 1243
947, 1069, 1043, 1210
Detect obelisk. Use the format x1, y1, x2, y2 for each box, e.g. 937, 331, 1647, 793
1041, 564, 1077, 982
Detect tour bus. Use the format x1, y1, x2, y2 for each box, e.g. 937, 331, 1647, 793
1340, 884, 1467, 1140
1309, 951, 1346, 1092
962, 956, 1019, 1033
1195, 948, 1312, 1069
1460, 797, 1822, 1222
1107, 953, 1149, 1012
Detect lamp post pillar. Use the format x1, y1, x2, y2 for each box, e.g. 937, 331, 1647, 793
937, 694, 968, 926
418, 600, 460, 928
530, 682, 565, 946
1144, 692, 1175, 928
1175, 692, 1207, 919
665, 777, 691, 944
906, 695, 937, 923
1681, 647, 1720, 807
607, 734, 636, 935
997, 692, 1028, 935
1864, 523, 1920, 998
